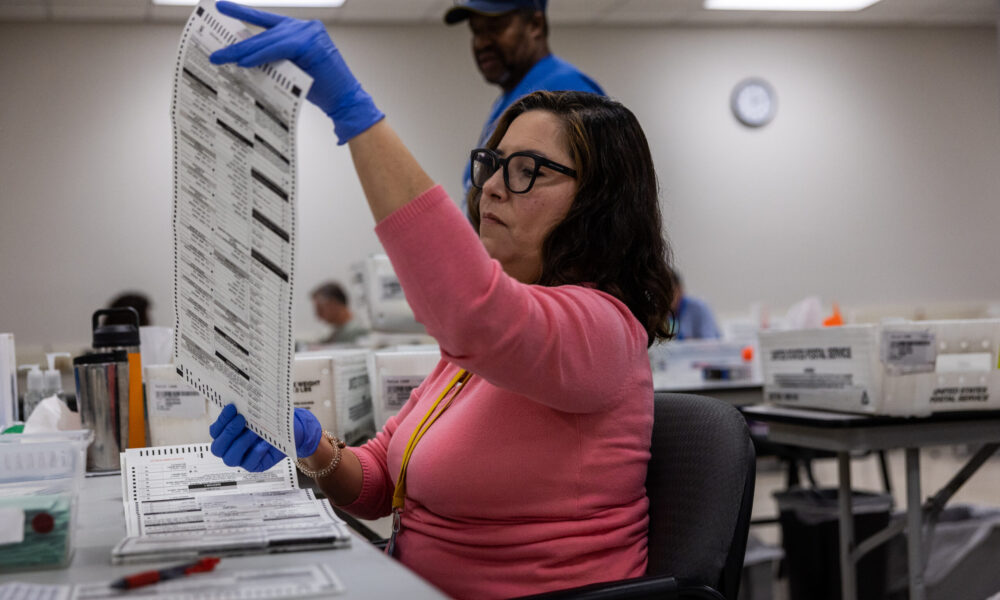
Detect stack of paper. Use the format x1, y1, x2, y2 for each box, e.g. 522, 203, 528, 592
112, 445, 350, 564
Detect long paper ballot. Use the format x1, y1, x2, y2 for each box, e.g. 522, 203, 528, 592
171, 0, 312, 458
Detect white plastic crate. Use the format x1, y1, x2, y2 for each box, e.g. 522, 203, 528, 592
361, 254, 425, 333
293, 349, 375, 445
649, 338, 759, 387
145, 364, 217, 447
759, 319, 1000, 416
367, 346, 440, 430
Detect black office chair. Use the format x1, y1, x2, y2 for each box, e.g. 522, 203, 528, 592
516, 392, 757, 600
356, 392, 756, 600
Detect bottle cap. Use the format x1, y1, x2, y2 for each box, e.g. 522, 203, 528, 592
92, 308, 141, 348
43, 352, 71, 395
73, 350, 129, 366
19, 364, 44, 391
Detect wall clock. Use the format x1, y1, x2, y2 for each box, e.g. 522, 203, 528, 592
731, 78, 776, 128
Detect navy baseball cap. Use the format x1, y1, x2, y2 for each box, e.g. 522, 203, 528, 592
444, 0, 547, 25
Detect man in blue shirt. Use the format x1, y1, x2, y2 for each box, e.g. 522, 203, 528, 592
670, 271, 722, 341
445, 0, 605, 213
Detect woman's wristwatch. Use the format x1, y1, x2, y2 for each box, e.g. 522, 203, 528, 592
295, 430, 347, 479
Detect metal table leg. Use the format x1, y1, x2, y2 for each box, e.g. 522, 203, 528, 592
905, 448, 926, 600
838, 451, 857, 600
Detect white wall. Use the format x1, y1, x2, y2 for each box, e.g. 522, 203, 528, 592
565, 25, 1000, 318
1, 21, 998, 351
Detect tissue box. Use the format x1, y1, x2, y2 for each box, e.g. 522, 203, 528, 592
293, 349, 375, 445
760, 319, 1000, 416
367, 346, 440, 429
0, 430, 92, 571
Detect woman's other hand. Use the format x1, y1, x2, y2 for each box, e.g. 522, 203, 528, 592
209, 1, 384, 144
209, 404, 324, 471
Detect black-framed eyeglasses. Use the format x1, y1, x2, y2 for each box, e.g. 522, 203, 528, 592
469, 148, 577, 194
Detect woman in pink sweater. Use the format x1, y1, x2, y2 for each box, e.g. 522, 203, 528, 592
207, 3, 676, 598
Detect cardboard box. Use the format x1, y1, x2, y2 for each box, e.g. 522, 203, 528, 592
367, 345, 440, 429
759, 319, 1000, 416
293, 349, 374, 445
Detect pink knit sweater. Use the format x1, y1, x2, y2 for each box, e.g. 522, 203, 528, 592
342, 186, 653, 599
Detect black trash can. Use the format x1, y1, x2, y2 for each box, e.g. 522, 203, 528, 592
775, 488, 893, 600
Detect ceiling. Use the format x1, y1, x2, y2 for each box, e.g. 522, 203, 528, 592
0, 0, 996, 26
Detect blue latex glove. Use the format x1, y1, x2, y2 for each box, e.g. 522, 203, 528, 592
210, 1, 384, 145
208, 404, 324, 471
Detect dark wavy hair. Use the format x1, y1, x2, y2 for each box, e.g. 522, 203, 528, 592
468, 90, 675, 345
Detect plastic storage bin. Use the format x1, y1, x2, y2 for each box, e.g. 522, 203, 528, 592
649, 338, 759, 386
144, 364, 218, 447
759, 319, 1000, 416
775, 488, 892, 600
367, 345, 440, 429
0, 429, 92, 571
293, 349, 375, 445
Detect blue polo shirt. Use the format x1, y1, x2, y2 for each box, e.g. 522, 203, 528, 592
461, 54, 604, 211
673, 296, 722, 341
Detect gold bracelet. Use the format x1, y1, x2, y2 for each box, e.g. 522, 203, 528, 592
296, 430, 346, 479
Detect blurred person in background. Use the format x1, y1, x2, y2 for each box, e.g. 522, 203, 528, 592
670, 270, 721, 340
105, 291, 152, 326
311, 281, 368, 344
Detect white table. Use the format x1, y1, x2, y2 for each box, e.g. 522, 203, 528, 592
742, 404, 1000, 600
0, 474, 447, 599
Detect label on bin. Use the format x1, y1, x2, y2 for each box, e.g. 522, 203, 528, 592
380, 276, 405, 301
881, 330, 936, 374
0, 508, 24, 544
382, 376, 424, 410
148, 381, 206, 419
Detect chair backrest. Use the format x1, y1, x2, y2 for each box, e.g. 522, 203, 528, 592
646, 392, 756, 600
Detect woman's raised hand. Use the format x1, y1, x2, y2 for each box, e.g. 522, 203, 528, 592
210, 1, 384, 144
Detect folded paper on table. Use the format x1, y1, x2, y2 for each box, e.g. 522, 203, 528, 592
112, 444, 350, 564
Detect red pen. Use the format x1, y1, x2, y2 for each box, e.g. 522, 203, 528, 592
110, 557, 221, 590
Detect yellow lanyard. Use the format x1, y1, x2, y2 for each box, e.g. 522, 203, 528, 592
386, 369, 471, 557
391, 368, 471, 512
